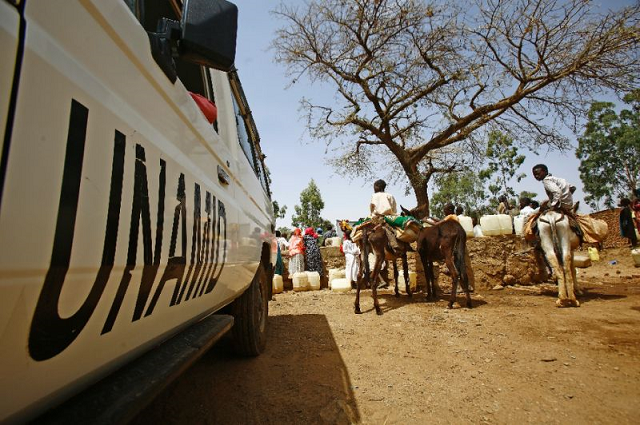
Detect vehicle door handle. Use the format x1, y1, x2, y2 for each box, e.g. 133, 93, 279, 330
218, 165, 230, 185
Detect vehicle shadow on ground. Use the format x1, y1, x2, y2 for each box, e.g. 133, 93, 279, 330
132, 314, 360, 425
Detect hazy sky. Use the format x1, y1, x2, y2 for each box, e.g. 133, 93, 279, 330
233, 0, 633, 228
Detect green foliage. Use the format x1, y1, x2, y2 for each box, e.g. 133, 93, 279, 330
291, 179, 327, 229
431, 170, 491, 218
431, 131, 532, 217
519, 191, 538, 201
576, 92, 640, 209
272, 200, 287, 221
276, 226, 292, 237
479, 131, 526, 200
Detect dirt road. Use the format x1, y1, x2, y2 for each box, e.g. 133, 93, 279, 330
134, 247, 640, 424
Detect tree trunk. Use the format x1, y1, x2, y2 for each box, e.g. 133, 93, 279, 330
406, 169, 430, 217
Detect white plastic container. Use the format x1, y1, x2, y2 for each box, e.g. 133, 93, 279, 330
306, 271, 321, 290
272, 274, 284, 294
331, 278, 352, 293
632, 248, 640, 267
497, 214, 513, 235
480, 215, 501, 236
513, 216, 524, 235
325, 236, 341, 247
292, 272, 309, 292
397, 271, 417, 293
572, 253, 592, 268
458, 216, 474, 237
328, 269, 346, 288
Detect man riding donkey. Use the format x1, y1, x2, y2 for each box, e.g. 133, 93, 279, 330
525, 164, 607, 306
528, 163, 606, 245
369, 179, 407, 255
342, 179, 422, 314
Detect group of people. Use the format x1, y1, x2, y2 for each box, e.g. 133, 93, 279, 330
497, 195, 540, 219
275, 224, 338, 279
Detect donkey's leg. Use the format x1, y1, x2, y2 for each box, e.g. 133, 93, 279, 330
458, 267, 472, 309
354, 273, 362, 314
427, 261, 436, 300
564, 250, 580, 307
419, 249, 432, 301
371, 255, 384, 315
444, 254, 460, 309
571, 261, 583, 296
402, 254, 412, 298
543, 248, 568, 307
393, 259, 400, 298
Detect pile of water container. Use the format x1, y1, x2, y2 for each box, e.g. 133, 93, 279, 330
479, 214, 515, 236
457, 213, 522, 238
272, 267, 422, 294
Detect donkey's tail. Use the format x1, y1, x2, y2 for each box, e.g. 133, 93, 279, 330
454, 227, 468, 285
550, 217, 563, 266
541, 212, 564, 266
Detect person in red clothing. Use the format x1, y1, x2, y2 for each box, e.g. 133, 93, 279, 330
632, 188, 640, 235
287, 228, 305, 278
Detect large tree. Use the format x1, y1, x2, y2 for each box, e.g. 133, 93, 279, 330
273, 0, 640, 213
291, 179, 327, 229
576, 91, 640, 210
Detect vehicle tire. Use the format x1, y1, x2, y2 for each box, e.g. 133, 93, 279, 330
230, 263, 268, 356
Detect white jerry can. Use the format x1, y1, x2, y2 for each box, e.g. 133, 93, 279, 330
328, 269, 346, 288
458, 216, 474, 237
480, 215, 500, 236
306, 271, 321, 290
292, 272, 309, 291
331, 278, 351, 293
272, 274, 284, 294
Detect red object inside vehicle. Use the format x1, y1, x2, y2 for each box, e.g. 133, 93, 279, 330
189, 92, 218, 124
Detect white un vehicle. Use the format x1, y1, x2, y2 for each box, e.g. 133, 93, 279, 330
0, 0, 275, 422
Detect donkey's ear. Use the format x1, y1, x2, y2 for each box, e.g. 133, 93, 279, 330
400, 205, 410, 216
572, 201, 579, 214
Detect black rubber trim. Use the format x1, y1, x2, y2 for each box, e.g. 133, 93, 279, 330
0, 0, 27, 212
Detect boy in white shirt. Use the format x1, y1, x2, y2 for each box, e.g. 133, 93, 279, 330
369, 179, 401, 254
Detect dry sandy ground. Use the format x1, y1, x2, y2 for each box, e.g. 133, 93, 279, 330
133, 247, 640, 424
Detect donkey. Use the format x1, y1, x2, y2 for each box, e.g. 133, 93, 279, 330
537, 209, 581, 307
353, 221, 411, 315
402, 206, 472, 309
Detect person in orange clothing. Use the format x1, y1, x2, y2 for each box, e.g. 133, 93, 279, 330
287, 228, 305, 278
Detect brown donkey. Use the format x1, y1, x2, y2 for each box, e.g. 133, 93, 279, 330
402, 206, 472, 308
353, 222, 411, 315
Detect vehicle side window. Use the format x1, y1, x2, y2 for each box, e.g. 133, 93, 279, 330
228, 72, 270, 195
127, 0, 217, 129
232, 96, 255, 167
